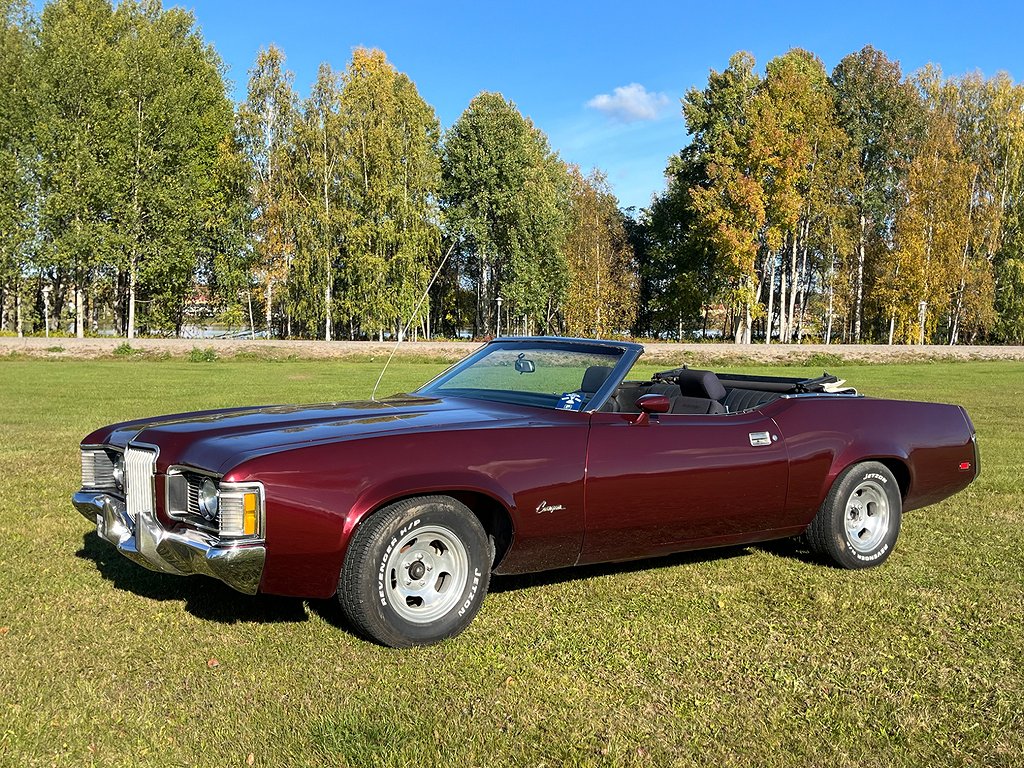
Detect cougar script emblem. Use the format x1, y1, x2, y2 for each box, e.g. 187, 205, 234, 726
536, 501, 566, 514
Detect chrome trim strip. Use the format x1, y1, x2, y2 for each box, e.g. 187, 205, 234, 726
778, 392, 863, 400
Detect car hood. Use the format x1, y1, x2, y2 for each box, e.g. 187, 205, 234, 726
87, 395, 531, 474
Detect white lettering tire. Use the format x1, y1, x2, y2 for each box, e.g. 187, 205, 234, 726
806, 461, 902, 569
338, 496, 491, 648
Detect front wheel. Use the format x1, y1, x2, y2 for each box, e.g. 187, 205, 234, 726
338, 496, 491, 648
806, 461, 902, 569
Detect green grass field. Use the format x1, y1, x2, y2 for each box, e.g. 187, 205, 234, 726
1, 357, 1022, 767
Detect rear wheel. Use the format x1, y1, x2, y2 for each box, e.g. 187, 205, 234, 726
806, 462, 902, 569
338, 496, 491, 648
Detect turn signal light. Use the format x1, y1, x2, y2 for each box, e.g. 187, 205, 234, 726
959, 462, 972, 471
243, 492, 258, 535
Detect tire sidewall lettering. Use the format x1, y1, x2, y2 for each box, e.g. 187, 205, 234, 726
845, 540, 889, 562
377, 517, 421, 607
457, 569, 483, 617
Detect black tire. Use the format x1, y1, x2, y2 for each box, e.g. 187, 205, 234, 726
338, 495, 491, 648
806, 461, 902, 569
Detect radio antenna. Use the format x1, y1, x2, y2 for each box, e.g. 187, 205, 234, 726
371, 237, 459, 402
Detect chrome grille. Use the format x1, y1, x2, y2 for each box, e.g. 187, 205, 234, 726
81, 449, 115, 489
186, 476, 201, 516
124, 446, 157, 525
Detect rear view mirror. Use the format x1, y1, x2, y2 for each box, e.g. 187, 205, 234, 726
515, 357, 535, 374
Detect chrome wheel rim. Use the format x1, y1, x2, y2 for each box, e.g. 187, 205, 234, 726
844, 480, 890, 553
383, 524, 469, 624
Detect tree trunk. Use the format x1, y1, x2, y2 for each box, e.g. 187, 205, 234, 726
854, 215, 866, 343
795, 224, 810, 342
324, 276, 332, 341
825, 252, 836, 345
786, 231, 799, 342
76, 286, 85, 339
127, 259, 137, 340
265, 282, 273, 338
778, 253, 788, 344
764, 252, 776, 345
16, 289, 23, 338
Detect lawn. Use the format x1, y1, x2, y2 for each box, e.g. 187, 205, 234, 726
0, 356, 1021, 767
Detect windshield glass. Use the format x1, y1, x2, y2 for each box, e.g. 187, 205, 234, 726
417, 340, 626, 411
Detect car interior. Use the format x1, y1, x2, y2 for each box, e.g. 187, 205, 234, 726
582, 365, 854, 415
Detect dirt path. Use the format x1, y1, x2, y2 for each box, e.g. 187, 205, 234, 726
4, 336, 1024, 364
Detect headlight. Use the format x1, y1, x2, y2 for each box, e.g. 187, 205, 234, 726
112, 453, 125, 491
198, 478, 219, 520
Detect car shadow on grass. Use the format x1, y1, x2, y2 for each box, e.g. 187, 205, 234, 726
753, 536, 825, 565
76, 531, 317, 625
77, 530, 821, 630
489, 545, 755, 593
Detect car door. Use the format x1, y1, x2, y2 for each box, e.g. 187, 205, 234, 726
579, 409, 790, 565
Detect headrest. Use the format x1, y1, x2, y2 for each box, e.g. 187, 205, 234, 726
676, 369, 726, 401
581, 365, 614, 393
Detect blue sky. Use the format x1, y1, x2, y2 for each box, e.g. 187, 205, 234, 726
179, 0, 1024, 211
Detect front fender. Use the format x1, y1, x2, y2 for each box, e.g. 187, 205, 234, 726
341, 470, 517, 556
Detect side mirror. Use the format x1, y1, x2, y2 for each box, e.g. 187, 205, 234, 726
514, 358, 535, 374
637, 393, 670, 414
632, 393, 670, 425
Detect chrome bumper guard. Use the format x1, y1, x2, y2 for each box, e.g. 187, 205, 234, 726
73, 490, 266, 595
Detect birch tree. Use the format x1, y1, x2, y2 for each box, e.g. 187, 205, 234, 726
561, 167, 637, 337
237, 45, 297, 337
0, 0, 36, 335
442, 92, 567, 336
336, 48, 441, 341
831, 46, 923, 342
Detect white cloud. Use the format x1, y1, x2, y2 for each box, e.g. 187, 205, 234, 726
586, 83, 671, 122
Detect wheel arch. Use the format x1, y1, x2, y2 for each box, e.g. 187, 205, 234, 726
341, 483, 516, 573
875, 457, 911, 501
826, 454, 912, 503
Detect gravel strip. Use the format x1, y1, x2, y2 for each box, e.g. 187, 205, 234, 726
4, 336, 1024, 363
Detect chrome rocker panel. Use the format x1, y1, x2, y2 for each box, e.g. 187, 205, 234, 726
73, 490, 266, 595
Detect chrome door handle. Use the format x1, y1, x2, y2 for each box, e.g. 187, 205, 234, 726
749, 431, 773, 447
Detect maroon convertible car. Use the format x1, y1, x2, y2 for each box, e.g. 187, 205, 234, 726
74, 337, 978, 647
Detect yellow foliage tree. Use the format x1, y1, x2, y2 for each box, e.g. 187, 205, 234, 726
561, 168, 637, 337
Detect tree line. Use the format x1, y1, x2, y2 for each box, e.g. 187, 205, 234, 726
0, 0, 636, 342
2, 1, 1023, 344
640, 47, 1024, 344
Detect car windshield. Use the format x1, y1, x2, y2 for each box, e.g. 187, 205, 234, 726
417, 340, 626, 411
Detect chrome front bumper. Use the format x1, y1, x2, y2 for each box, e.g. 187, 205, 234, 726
74, 490, 266, 595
